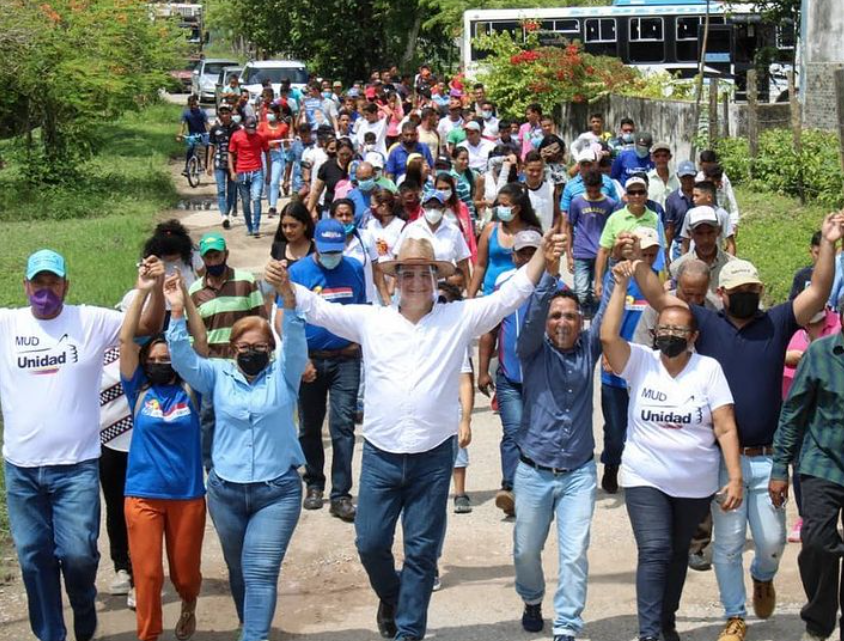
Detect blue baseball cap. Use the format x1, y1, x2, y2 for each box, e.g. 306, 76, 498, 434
26, 249, 66, 280
422, 190, 445, 206
315, 219, 347, 253
677, 160, 697, 178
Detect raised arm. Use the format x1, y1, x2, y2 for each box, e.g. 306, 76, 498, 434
633, 257, 685, 314
600, 261, 634, 374
793, 211, 844, 325
516, 271, 558, 360
136, 256, 166, 336
265, 258, 309, 391
165, 277, 216, 396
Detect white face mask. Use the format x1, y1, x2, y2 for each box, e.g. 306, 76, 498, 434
438, 188, 453, 201
424, 207, 444, 225
232, 115, 242, 124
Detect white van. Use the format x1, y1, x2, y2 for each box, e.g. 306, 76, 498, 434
241, 60, 309, 101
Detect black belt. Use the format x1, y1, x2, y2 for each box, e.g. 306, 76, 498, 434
308, 346, 361, 360
519, 454, 592, 476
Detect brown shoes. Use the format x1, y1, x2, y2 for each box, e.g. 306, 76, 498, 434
175, 599, 197, 640
752, 578, 776, 619
717, 617, 747, 641
495, 489, 515, 517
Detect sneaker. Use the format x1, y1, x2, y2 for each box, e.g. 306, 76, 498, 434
329, 497, 356, 522
252, 231, 261, 239
688, 550, 712, 572
432, 568, 442, 592
601, 464, 619, 494
110, 569, 132, 595
376, 600, 397, 638
303, 487, 324, 510
222, 217, 231, 229
788, 518, 803, 543
454, 494, 472, 514
175, 599, 197, 640
717, 617, 747, 641
495, 489, 515, 517
127, 587, 136, 610
662, 626, 681, 641
268, 208, 277, 218
752, 578, 776, 619
801, 631, 828, 641
521, 603, 543, 633
553, 636, 575, 641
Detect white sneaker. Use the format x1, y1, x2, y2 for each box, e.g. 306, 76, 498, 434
110, 570, 132, 595
801, 632, 828, 641
127, 587, 136, 610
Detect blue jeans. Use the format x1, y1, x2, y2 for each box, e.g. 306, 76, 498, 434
625, 485, 713, 639
495, 369, 523, 491
298, 355, 360, 500
355, 437, 454, 640
206, 467, 302, 641
572, 257, 597, 316
237, 170, 264, 234
712, 454, 786, 618
513, 459, 597, 637
214, 168, 237, 217
600, 384, 629, 466
5, 460, 100, 641
266, 149, 285, 210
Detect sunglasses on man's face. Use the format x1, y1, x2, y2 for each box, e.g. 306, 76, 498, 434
627, 190, 647, 197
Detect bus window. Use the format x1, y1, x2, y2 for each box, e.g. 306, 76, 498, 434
676, 17, 699, 62
629, 17, 664, 63
471, 20, 520, 61
554, 19, 580, 35
777, 22, 795, 49
585, 18, 617, 57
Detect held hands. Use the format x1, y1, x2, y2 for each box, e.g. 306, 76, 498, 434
136, 256, 165, 291
768, 479, 789, 509
718, 477, 744, 511
613, 232, 641, 262
821, 211, 844, 244
162, 271, 185, 312
265, 259, 296, 309
611, 260, 636, 284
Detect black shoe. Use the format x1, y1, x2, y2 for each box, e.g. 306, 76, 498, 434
688, 550, 712, 572
376, 600, 397, 639
553, 636, 575, 641
222, 217, 231, 229
601, 464, 619, 494
329, 497, 356, 522
303, 487, 324, 510
662, 626, 681, 641
521, 603, 543, 633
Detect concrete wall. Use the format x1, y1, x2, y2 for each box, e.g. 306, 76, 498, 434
801, 0, 844, 130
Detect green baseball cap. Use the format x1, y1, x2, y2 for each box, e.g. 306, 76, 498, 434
26, 249, 66, 280
199, 233, 227, 256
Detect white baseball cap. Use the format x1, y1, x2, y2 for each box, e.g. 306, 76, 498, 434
633, 226, 660, 250
719, 259, 763, 290
687, 206, 720, 230
575, 148, 597, 164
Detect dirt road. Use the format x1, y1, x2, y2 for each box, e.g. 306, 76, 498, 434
0, 163, 812, 641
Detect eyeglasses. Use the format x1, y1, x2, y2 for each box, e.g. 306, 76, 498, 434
654, 326, 692, 337
627, 190, 647, 196
233, 342, 271, 354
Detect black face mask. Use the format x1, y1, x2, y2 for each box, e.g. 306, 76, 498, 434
654, 335, 688, 359
237, 350, 269, 377
727, 291, 760, 319
145, 363, 176, 386
206, 262, 227, 277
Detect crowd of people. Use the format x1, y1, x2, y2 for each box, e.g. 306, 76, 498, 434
6, 66, 844, 641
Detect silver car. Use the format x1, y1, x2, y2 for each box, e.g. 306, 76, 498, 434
192, 58, 239, 104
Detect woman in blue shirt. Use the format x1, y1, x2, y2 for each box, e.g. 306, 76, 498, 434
120, 270, 207, 641
166, 263, 307, 641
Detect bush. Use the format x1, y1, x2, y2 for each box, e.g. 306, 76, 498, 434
715, 129, 844, 210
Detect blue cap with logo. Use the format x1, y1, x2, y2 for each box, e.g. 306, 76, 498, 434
315, 219, 347, 253
26, 249, 66, 280
421, 190, 446, 205
677, 160, 697, 177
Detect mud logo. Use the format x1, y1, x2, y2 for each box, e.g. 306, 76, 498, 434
16, 334, 79, 375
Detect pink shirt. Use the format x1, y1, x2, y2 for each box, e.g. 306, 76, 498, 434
782, 310, 841, 398
519, 122, 542, 160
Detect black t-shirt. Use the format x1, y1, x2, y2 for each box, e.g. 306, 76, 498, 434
270, 239, 316, 266
209, 122, 240, 170
789, 265, 814, 301
317, 161, 349, 207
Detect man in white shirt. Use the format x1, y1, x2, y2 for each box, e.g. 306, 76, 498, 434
436, 97, 464, 149
459, 121, 495, 172
265, 227, 565, 641
355, 103, 389, 158
2, 250, 163, 641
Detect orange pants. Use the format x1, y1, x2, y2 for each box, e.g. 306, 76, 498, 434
125, 496, 206, 641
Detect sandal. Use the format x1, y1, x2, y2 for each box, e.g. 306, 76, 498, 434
175, 599, 197, 640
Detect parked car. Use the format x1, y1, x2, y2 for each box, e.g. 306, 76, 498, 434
215, 65, 243, 110
171, 57, 201, 92
241, 60, 309, 102
192, 58, 239, 103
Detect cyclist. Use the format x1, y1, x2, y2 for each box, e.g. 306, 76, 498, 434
177, 95, 208, 177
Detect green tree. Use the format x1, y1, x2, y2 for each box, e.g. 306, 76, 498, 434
0, 0, 183, 183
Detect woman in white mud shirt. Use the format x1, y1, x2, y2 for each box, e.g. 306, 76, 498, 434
600, 260, 743, 641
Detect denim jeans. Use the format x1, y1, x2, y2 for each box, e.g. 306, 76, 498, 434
206, 467, 302, 641
298, 355, 360, 500
625, 485, 713, 639
572, 257, 597, 316
214, 168, 237, 217
513, 459, 597, 637
600, 384, 629, 466
355, 437, 454, 640
495, 369, 523, 491
5, 459, 101, 641
237, 170, 264, 234
712, 454, 786, 618
266, 149, 285, 210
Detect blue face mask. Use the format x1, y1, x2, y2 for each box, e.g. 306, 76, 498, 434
343, 223, 356, 236
318, 253, 343, 270
322, 91, 333, 99
635, 145, 650, 159
497, 206, 515, 222
358, 178, 376, 192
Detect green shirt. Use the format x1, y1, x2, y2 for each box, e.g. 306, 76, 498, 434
446, 127, 467, 147
598, 206, 659, 250
772, 332, 844, 487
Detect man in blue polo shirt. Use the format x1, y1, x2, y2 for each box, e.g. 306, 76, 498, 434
611, 131, 655, 185
664, 160, 697, 261
287, 218, 367, 523
385, 121, 435, 182
560, 148, 619, 216
629, 211, 844, 641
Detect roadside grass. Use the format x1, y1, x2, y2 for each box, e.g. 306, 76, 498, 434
733, 184, 833, 305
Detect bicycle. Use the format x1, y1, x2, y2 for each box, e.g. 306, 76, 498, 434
183, 133, 209, 188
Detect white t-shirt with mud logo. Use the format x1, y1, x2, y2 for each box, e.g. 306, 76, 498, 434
0, 305, 122, 467
620, 343, 734, 498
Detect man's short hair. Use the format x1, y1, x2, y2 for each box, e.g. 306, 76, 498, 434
524, 150, 543, 164
703, 163, 724, 181
699, 149, 719, 164
401, 121, 418, 133
550, 290, 581, 309
583, 169, 603, 188
590, 113, 603, 121
421, 107, 435, 119
694, 181, 717, 202
620, 117, 635, 128
677, 258, 711, 282
527, 103, 543, 115
811, 230, 822, 247
363, 102, 378, 114
473, 83, 484, 91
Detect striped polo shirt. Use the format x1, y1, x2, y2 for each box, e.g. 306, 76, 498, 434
189, 267, 266, 357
